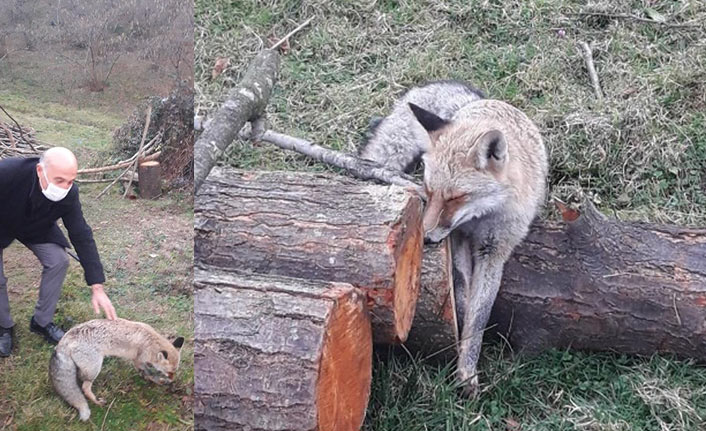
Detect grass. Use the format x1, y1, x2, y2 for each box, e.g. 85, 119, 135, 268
195, 0, 706, 429
1, 49, 193, 430
368, 345, 706, 431
195, 0, 706, 226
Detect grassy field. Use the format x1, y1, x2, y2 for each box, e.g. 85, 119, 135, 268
195, 0, 706, 429
0, 52, 194, 429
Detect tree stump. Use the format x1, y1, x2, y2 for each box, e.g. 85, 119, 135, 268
194, 265, 372, 431
195, 167, 424, 344
138, 160, 161, 199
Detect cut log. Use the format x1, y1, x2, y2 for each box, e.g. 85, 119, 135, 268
195, 167, 424, 344
138, 161, 161, 199
194, 265, 372, 431
489, 201, 706, 360
410, 201, 706, 360
403, 241, 459, 358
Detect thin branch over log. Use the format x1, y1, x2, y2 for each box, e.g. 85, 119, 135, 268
269, 17, 314, 51
194, 50, 280, 192
256, 129, 420, 190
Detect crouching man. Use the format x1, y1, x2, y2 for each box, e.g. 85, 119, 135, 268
0, 147, 117, 357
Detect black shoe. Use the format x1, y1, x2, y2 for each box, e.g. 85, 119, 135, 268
29, 317, 65, 345
0, 326, 13, 357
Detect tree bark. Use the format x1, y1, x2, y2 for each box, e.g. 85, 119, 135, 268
194, 167, 424, 344
194, 50, 280, 192
489, 202, 706, 360
409, 201, 706, 360
194, 265, 372, 431
138, 161, 161, 199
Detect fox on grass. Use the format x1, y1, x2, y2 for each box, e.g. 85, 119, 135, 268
362, 80, 547, 395
49, 318, 184, 421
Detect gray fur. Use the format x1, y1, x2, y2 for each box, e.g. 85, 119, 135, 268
50, 350, 91, 421
360, 80, 484, 172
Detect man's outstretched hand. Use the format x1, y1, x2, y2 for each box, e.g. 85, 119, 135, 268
91, 284, 117, 320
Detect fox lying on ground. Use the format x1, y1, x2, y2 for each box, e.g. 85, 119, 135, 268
49, 318, 184, 421
362, 81, 547, 394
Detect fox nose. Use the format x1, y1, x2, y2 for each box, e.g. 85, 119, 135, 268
423, 236, 436, 245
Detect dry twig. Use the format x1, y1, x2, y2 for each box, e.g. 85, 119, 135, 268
578, 41, 603, 101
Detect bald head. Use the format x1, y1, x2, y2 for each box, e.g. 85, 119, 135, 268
37, 147, 78, 191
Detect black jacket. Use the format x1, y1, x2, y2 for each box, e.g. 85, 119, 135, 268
0, 157, 105, 285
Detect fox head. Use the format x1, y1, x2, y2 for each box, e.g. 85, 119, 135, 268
409, 102, 511, 243
136, 336, 185, 385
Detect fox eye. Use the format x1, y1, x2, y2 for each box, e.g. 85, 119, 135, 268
161, 350, 168, 360
446, 194, 468, 203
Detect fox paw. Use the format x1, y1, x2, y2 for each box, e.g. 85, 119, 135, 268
457, 369, 480, 398
95, 397, 106, 406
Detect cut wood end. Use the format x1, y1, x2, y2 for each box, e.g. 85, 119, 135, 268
443, 238, 460, 342
317, 288, 372, 431
554, 200, 581, 222
140, 160, 160, 167
392, 196, 424, 343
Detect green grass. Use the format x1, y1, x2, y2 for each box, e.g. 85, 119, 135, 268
195, 0, 706, 429
367, 345, 706, 430
195, 0, 706, 225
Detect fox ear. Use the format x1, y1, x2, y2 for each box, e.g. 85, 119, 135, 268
476, 129, 507, 170
172, 337, 185, 349
409, 103, 449, 133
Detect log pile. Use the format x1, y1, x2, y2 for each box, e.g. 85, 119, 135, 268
0, 119, 48, 158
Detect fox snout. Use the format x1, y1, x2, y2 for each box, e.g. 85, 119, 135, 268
422, 196, 453, 243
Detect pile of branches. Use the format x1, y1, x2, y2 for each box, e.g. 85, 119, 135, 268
0, 107, 49, 159
112, 83, 194, 190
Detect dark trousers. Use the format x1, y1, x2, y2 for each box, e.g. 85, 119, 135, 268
0, 243, 69, 328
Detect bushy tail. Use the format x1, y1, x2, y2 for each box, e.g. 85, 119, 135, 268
50, 350, 91, 421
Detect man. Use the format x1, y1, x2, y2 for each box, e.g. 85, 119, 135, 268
0, 147, 117, 357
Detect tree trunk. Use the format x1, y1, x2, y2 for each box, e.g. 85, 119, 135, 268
409, 201, 706, 361
194, 265, 372, 431
138, 160, 161, 199
194, 50, 280, 192
195, 167, 424, 344
489, 202, 706, 360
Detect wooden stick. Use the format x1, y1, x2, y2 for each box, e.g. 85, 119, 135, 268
123, 105, 152, 198
578, 41, 603, 101
77, 141, 160, 174
0, 122, 16, 148
255, 128, 421, 190
194, 50, 280, 192
269, 17, 314, 51
0, 104, 34, 152
569, 11, 703, 29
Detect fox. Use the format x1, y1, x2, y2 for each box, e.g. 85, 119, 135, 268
49, 318, 185, 421
361, 81, 547, 395
360, 80, 484, 172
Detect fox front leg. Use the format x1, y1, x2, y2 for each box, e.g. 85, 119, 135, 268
456, 253, 505, 396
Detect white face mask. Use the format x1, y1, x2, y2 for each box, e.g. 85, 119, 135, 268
39, 163, 71, 202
